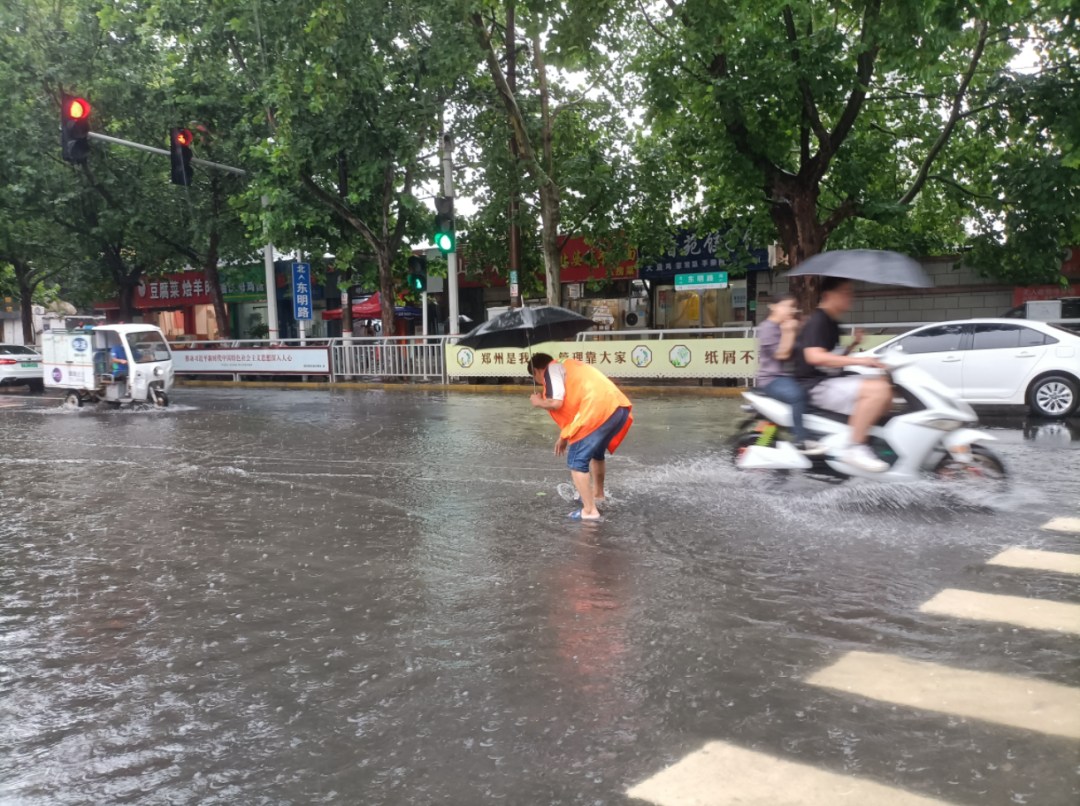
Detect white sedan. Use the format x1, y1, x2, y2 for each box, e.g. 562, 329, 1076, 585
863, 319, 1080, 418
0, 343, 44, 392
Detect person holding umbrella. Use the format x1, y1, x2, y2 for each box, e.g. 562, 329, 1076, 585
787, 251, 931, 473
457, 305, 632, 519
527, 353, 633, 520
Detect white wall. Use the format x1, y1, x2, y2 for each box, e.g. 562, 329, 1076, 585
755, 257, 1014, 323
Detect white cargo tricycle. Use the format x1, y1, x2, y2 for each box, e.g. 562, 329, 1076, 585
42, 324, 174, 408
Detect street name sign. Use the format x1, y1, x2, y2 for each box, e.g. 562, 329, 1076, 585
291, 262, 313, 320
675, 271, 728, 291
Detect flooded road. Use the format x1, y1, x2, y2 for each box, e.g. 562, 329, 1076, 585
1, 389, 1078, 805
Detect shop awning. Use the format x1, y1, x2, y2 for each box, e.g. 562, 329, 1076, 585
322, 292, 422, 321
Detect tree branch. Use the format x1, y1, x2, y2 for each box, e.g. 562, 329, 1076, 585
559, 199, 603, 257
927, 173, 997, 201
637, 0, 674, 44
783, 5, 829, 152
898, 19, 990, 205
390, 163, 414, 251
148, 227, 202, 264
299, 174, 380, 252
822, 0, 882, 168
469, 13, 551, 188
822, 196, 859, 234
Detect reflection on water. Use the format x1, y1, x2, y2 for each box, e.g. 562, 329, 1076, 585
0, 391, 1077, 805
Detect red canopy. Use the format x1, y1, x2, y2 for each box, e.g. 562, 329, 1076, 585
322, 293, 383, 321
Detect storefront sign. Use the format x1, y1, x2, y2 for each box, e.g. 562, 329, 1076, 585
136, 273, 214, 308
447, 335, 891, 379
559, 235, 639, 282
172, 347, 330, 375
675, 271, 728, 291
1013, 283, 1080, 306
639, 228, 769, 282
220, 264, 269, 302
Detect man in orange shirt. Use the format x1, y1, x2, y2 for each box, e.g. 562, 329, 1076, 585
528, 353, 633, 520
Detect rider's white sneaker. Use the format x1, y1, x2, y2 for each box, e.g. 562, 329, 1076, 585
797, 440, 829, 456
840, 443, 889, 473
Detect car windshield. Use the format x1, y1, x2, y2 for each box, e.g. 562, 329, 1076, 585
125, 331, 171, 364
0, 344, 37, 356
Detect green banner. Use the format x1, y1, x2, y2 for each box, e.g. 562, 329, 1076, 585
220, 264, 269, 302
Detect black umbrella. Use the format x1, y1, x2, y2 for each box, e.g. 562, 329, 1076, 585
786, 249, 932, 288
457, 305, 595, 391
457, 305, 594, 351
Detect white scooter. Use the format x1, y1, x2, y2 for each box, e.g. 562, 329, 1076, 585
733, 355, 1006, 483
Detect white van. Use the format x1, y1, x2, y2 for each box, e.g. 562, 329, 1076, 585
42, 324, 174, 408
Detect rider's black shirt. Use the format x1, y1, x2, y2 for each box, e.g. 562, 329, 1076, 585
794, 308, 840, 389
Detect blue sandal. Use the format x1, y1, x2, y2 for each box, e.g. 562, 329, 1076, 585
568, 510, 601, 521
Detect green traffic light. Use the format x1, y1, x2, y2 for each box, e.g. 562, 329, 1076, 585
408, 274, 424, 291
435, 232, 455, 254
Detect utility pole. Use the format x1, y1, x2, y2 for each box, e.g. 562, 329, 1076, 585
261, 196, 278, 342
507, 2, 522, 309
297, 248, 307, 346
441, 128, 460, 336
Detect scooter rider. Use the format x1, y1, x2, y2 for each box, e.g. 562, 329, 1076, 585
757, 293, 825, 455
793, 277, 892, 472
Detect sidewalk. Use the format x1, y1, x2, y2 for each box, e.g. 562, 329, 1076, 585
175, 379, 750, 398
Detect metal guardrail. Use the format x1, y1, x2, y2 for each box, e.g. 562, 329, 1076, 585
165, 318, 1080, 385
332, 340, 447, 383
167, 335, 454, 383
577, 326, 754, 340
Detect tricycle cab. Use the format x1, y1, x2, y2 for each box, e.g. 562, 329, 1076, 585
42, 324, 174, 406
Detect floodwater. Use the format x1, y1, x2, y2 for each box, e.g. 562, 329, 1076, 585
0, 389, 1078, 805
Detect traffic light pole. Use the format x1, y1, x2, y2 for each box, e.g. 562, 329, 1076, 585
441, 134, 460, 336
87, 132, 246, 175
86, 131, 280, 341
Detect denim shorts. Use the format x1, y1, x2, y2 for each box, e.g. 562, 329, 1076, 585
566, 406, 630, 473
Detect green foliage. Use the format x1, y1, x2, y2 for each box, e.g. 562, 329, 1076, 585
630, 0, 1080, 285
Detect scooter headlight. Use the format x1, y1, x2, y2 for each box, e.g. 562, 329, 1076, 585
924, 418, 964, 431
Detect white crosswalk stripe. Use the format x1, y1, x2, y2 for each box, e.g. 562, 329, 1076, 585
628, 534, 1080, 803
1041, 517, 1080, 533
920, 588, 1080, 634
806, 651, 1080, 739
987, 547, 1080, 575
626, 741, 955, 806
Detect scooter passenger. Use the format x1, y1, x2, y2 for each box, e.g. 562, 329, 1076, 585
756, 293, 825, 455
793, 277, 892, 472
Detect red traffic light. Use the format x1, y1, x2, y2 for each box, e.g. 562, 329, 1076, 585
66, 98, 90, 121
174, 128, 193, 147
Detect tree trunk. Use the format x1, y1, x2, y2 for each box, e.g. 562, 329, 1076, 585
507, 0, 522, 309
18, 278, 34, 345
378, 250, 395, 337
118, 281, 137, 322
10, 259, 37, 344
770, 177, 828, 316
202, 231, 231, 339
534, 33, 561, 307
539, 184, 561, 307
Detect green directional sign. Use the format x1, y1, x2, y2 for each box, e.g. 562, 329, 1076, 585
675, 271, 728, 291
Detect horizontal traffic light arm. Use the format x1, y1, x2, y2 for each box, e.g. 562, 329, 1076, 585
87, 132, 246, 175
